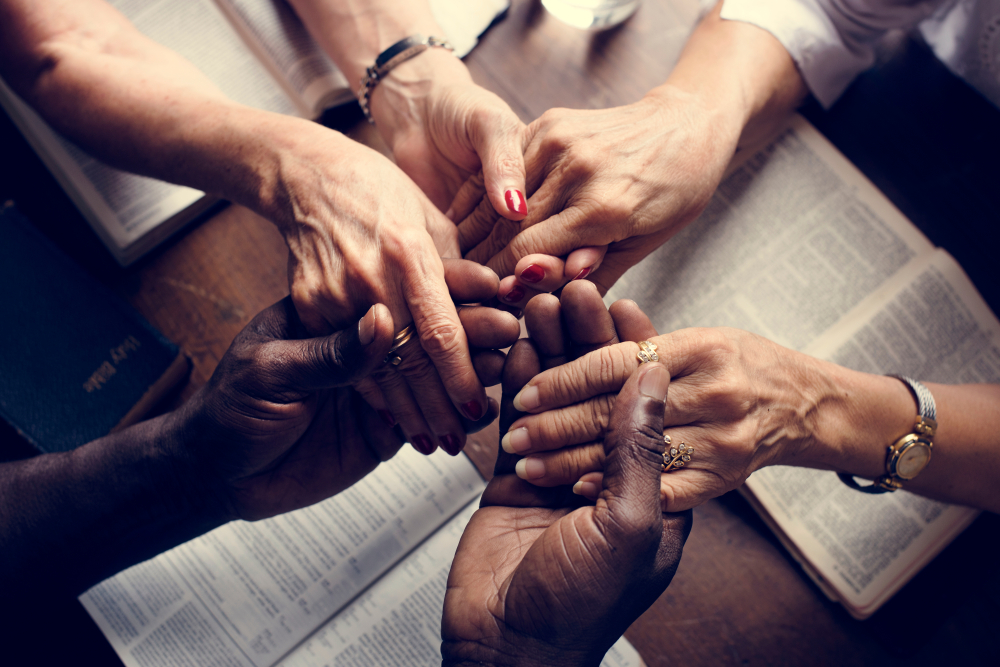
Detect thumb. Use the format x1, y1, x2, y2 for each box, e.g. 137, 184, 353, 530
268, 304, 395, 392
472, 112, 528, 222
599, 361, 671, 533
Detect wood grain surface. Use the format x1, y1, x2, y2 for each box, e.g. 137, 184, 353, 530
1, 0, 998, 665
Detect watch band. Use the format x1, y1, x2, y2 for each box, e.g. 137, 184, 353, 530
357, 34, 455, 124
838, 375, 937, 494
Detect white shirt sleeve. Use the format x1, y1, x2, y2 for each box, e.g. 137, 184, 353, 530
720, 0, 958, 107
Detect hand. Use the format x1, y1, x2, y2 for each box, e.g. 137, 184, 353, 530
370, 48, 528, 221
505, 313, 844, 511
442, 323, 690, 666
273, 125, 514, 453
458, 85, 743, 308
178, 297, 406, 521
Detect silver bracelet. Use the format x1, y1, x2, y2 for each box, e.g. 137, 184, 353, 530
357, 34, 455, 124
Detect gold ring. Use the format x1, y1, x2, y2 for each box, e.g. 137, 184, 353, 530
662, 434, 693, 472
636, 340, 658, 364
384, 324, 416, 365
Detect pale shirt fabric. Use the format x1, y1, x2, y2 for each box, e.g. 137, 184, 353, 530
721, 0, 1000, 109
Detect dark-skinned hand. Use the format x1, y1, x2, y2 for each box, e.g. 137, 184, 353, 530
441, 282, 691, 666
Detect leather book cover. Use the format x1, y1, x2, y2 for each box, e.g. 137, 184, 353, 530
0, 202, 189, 453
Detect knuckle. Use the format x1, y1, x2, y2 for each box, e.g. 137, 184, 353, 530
417, 318, 464, 360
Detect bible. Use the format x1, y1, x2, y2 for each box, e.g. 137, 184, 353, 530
607, 114, 997, 619
0, 0, 509, 266
80, 447, 643, 666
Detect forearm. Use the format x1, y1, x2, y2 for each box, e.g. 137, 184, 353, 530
0, 409, 228, 598
786, 359, 1000, 512
0, 0, 361, 225
647, 1, 808, 155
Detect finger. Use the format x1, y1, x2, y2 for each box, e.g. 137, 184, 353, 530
496, 338, 542, 476
515, 441, 605, 487
471, 349, 506, 387
511, 340, 643, 414
503, 394, 615, 455
262, 302, 394, 393
459, 396, 500, 435
523, 294, 567, 370
354, 391, 406, 463
486, 206, 599, 280
572, 471, 604, 500
371, 360, 439, 457
560, 280, 619, 357
352, 376, 398, 430
470, 112, 528, 222
597, 362, 671, 536
564, 246, 607, 282
442, 258, 500, 303
445, 171, 486, 224
390, 338, 471, 456
497, 274, 545, 310
458, 196, 509, 259
513, 254, 567, 293
459, 306, 520, 349
403, 264, 488, 422
608, 299, 658, 342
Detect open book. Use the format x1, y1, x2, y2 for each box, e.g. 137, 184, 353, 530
607, 115, 998, 619
81, 447, 643, 666
0, 0, 509, 265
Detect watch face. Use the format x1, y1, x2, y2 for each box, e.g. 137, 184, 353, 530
895, 441, 932, 480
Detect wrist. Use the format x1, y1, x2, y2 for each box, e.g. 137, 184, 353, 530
368, 47, 471, 150
787, 361, 916, 478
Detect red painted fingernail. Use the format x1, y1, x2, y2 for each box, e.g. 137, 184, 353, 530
378, 410, 396, 427
504, 285, 525, 303
412, 434, 435, 455
505, 189, 527, 216
520, 264, 544, 284
573, 267, 591, 280
463, 400, 483, 420
440, 434, 462, 456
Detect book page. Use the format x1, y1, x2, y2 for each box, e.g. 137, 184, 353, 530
279, 499, 644, 667
745, 250, 996, 616
0, 0, 299, 262
80, 448, 485, 667
214, 0, 511, 116
606, 115, 934, 352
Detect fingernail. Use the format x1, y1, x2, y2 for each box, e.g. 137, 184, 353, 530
412, 434, 435, 455
505, 189, 527, 216
496, 303, 523, 319
501, 427, 531, 454
520, 264, 544, 284
439, 434, 462, 456
445, 206, 456, 221
462, 400, 483, 420
512, 386, 539, 412
572, 480, 600, 497
378, 410, 396, 427
638, 364, 669, 401
573, 267, 591, 281
358, 306, 376, 346
515, 457, 546, 480
503, 285, 525, 303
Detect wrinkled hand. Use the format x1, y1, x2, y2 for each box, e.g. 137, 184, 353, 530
370, 48, 528, 221
179, 297, 400, 521
458, 85, 741, 308
276, 126, 516, 452
507, 303, 830, 511
442, 313, 690, 666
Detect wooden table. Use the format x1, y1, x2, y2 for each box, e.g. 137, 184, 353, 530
2, 0, 999, 664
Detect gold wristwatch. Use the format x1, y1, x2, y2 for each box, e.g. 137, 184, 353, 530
839, 375, 937, 494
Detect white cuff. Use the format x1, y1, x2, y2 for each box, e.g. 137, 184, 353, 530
721, 0, 879, 107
